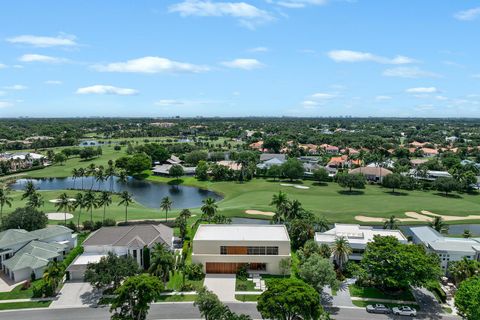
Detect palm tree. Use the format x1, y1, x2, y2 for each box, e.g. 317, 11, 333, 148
118, 191, 133, 223
448, 257, 480, 284
430, 216, 448, 234
27, 192, 44, 209
97, 191, 112, 223
87, 164, 97, 190
285, 199, 302, 221
71, 168, 79, 189
94, 168, 105, 191
78, 167, 86, 190
463, 229, 472, 238
22, 181, 37, 200
73, 192, 85, 229
117, 170, 128, 184
148, 243, 175, 284
201, 197, 218, 223
0, 187, 13, 227
383, 215, 400, 230
176, 209, 192, 240
314, 216, 330, 232
105, 165, 116, 192
83, 190, 97, 225
160, 197, 173, 222
55, 192, 73, 225
43, 260, 64, 293
179, 208, 192, 221
331, 236, 352, 271
270, 191, 288, 223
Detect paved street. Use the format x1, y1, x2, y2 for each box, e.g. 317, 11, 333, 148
0, 303, 461, 320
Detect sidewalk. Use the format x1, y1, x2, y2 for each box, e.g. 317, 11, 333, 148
350, 296, 417, 304
0, 297, 54, 304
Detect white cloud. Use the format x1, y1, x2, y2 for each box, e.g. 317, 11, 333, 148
19, 54, 67, 63
0, 101, 13, 108
327, 50, 415, 64
169, 0, 274, 29
406, 87, 438, 94
76, 85, 138, 96
383, 67, 440, 78
311, 92, 335, 99
155, 99, 187, 107
276, 0, 327, 9
45, 80, 63, 85
221, 58, 264, 70
3, 85, 27, 90
375, 95, 392, 101
0, 63, 6, 69
302, 100, 318, 108
248, 46, 269, 53
155, 99, 216, 107
93, 56, 209, 74
454, 7, 480, 21
6, 34, 77, 47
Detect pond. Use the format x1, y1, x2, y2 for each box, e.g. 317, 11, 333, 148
9, 177, 223, 210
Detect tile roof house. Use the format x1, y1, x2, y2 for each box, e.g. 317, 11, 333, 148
320, 144, 340, 154
0, 226, 76, 282
421, 147, 439, 157
349, 166, 393, 182
68, 224, 173, 281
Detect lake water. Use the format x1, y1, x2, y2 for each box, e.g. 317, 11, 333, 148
9, 177, 222, 209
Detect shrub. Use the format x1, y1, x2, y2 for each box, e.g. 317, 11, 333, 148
185, 263, 204, 280
114, 145, 122, 151
22, 280, 31, 290
236, 264, 249, 280
94, 221, 103, 230
66, 221, 78, 232
82, 220, 94, 231
103, 218, 116, 226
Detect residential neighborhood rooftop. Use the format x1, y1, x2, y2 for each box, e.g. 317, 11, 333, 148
194, 224, 290, 242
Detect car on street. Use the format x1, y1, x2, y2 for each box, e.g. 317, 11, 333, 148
392, 306, 417, 316
366, 304, 391, 314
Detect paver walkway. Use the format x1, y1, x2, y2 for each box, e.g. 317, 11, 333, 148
204, 274, 236, 302
50, 282, 101, 308
0, 273, 25, 293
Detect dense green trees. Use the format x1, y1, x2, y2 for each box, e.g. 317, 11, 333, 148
361, 236, 442, 291
382, 173, 403, 193
1, 207, 48, 231
336, 173, 366, 192
280, 158, 304, 181
195, 287, 252, 320
312, 168, 329, 184
454, 276, 480, 320
434, 177, 458, 196
257, 278, 326, 320
169, 164, 184, 180
110, 274, 163, 320
84, 252, 140, 290
195, 161, 209, 180
299, 254, 337, 293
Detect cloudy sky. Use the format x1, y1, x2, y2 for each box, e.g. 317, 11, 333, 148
0, 0, 479, 117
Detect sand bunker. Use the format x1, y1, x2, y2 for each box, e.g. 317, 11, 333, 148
280, 184, 294, 187
46, 212, 74, 221
280, 183, 310, 189
294, 185, 310, 189
245, 210, 275, 217
355, 210, 480, 223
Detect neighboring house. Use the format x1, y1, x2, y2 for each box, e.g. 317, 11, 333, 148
0, 226, 76, 282
298, 144, 318, 155
410, 158, 429, 167
217, 160, 242, 171
151, 164, 196, 176
410, 141, 428, 148
315, 224, 408, 260
257, 154, 286, 170
320, 144, 339, 154
407, 169, 452, 181
249, 141, 264, 151
166, 155, 183, 165
349, 166, 393, 183
410, 226, 480, 272
67, 224, 173, 280
421, 147, 439, 157
366, 159, 395, 169
192, 224, 291, 274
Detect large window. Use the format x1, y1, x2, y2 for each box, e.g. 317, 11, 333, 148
220, 246, 278, 255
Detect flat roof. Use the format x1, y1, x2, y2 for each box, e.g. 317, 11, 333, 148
194, 224, 290, 242
411, 226, 480, 253
315, 223, 407, 244
72, 253, 107, 266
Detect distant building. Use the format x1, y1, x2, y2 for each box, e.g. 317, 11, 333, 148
406, 169, 451, 181
315, 224, 408, 260
79, 140, 100, 147
349, 166, 392, 183
410, 226, 480, 272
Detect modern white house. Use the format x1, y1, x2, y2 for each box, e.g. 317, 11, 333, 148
67, 224, 173, 281
410, 226, 480, 272
192, 224, 291, 274
315, 224, 408, 260
0, 226, 76, 282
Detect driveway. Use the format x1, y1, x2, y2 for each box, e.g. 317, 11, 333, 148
203, 274, 236, 302
0, 273, 23, 292
50, 282, 101, 308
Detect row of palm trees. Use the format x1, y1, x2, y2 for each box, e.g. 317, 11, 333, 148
71, 162, 127, 192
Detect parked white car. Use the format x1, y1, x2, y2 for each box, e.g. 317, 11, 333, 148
392, 306, 417, 316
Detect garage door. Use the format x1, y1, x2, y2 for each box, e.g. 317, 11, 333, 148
206, 262, 245, 274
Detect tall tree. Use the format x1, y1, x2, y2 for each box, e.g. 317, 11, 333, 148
383, 215, 399, 230
110, 274, 163, 320
454, 276, 480, 320
97, 191, 112, 223
148, 243, 175, 284
160, 196, 173, 222
331, 236, 352, 271
270, 191, 288, 223
22, 181, 37, 200
73, 192, 85, 229
257, 278, 326, 320
83, 190, 97, 225
2, 207, 48, 231
118, 191, 133, 223
201, 197, 218, 223
55, 192, 73, 225
85, 252, 139, 290
430, 216, 448, 234
0, 187, 13, 227
299, 254, 337, 294
26, 192, 44, 209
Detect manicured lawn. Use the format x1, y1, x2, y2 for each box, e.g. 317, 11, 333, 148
165, 271, 203, 292
349, 284, 416, 301
156, 294, 197, 302
0, 279, 44, 300
0, 301, 51, 310
235, 294, 261, 302
352, 300, 419, 309
236, 277, 258, 291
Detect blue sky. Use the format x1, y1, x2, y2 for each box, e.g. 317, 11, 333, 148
0, 0, 479, 118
